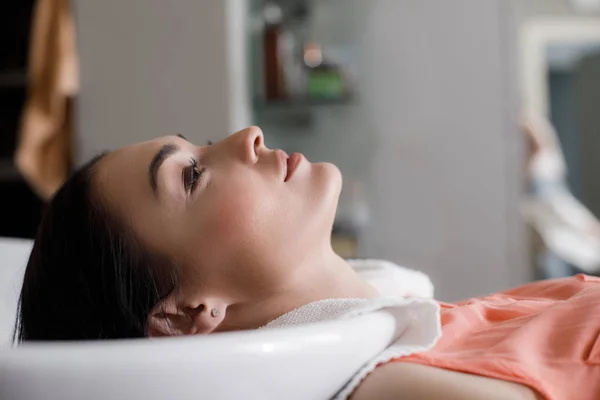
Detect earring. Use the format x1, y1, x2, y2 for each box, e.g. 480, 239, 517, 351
211, 308, 221, 317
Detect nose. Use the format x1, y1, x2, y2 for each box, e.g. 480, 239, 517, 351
230, 126, 265, 163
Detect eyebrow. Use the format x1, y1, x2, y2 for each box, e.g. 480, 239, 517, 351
149, 143, 179, 198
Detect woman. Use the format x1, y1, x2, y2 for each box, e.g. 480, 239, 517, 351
15, 127, 600, 399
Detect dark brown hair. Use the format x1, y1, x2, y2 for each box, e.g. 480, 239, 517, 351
14, 155, 177, 341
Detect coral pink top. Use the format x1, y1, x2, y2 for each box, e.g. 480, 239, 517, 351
395, 274, 600, 400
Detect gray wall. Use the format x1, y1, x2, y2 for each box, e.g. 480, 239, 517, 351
74, 0, 243, 163
517, 0, 574, 18
515, 0, 587, 25
357, 0, 526, 300
576, 54, 600, 218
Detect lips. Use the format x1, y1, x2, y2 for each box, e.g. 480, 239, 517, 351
284, 152, 303, 182
276, 149, 303, 182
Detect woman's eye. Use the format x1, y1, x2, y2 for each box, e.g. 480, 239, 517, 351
183, 158, 204, 193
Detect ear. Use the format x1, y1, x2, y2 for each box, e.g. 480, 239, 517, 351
147, 297, 228, 337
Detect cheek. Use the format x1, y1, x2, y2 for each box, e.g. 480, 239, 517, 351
203, 163, 341, 247
196, 179, 283, 259
187, 180, 290, 291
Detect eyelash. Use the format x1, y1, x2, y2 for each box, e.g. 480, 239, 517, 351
183, 157, 204, 194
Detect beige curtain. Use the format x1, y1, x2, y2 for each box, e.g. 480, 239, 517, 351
15, 0, 79, 200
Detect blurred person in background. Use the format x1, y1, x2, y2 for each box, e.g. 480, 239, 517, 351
522, 115, 600, 278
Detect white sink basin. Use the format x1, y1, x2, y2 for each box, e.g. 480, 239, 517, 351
0, 238, 397, 399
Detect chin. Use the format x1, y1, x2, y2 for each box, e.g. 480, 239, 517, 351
316, 162, 342, 194
294, 162, 342, 248
313, 162, 343, 221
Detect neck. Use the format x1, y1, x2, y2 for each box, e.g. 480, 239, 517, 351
221, 246, 379, 331
291, 247, 379, 300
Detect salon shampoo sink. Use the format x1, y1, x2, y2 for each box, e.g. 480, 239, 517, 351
0, 238, 397, 400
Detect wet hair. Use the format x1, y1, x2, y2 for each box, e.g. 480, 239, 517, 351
14, 155, 178, 341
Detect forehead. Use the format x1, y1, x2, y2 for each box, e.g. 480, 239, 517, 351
97, 140, 152, 189
93, 138, 163, 227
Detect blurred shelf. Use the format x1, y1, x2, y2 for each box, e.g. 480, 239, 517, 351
254, 96, 355, 107
0, 70, 27, 88
331, 234, 358, 259
253, 96, 356, 127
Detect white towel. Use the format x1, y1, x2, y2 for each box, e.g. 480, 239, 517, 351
263, 259, 441, 400
347, 258, 435, 298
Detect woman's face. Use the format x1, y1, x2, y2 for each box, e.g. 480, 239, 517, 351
94, 126, 342, 333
